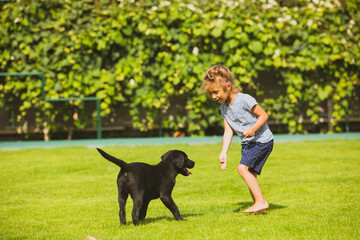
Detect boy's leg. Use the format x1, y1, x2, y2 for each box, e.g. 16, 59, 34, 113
237, 164, 268, 213
248, 172, 257, 203
249, 187, 255, 203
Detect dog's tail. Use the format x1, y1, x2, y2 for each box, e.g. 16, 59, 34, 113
96, 148, 128, 170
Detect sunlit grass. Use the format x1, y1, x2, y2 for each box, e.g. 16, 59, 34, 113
0, 139, 359, 239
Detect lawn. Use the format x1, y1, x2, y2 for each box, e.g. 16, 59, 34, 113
0, 139, 359, 239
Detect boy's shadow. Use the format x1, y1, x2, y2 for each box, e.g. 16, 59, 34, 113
234, 202, 286, 213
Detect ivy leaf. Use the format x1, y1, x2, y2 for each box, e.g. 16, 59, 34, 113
211, 28, 222, 38
248, 41, 263, 54
138, 22, 147, 32
122, 26, 132, 36
225, 28, 235, 39
318, 85, 333, 101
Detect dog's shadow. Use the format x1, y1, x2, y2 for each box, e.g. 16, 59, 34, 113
140, 213, 203, 225
125, 203, 286, 225
234, 201, 287, 213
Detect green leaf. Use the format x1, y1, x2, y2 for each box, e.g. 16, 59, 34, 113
318, 85, 332, 101
225, 28, 235, 39
23, 101, 31, 109
138, 22, 147, 32
211, 28, 222, 38
122, 26, 132, 36
248, 41, 263, 54
96, 91, 107, 99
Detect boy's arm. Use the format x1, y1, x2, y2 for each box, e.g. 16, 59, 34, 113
220, 119, 233, 167
243, 104, 268, 138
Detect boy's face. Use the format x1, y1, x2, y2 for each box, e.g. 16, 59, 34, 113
208, 82, 231, 104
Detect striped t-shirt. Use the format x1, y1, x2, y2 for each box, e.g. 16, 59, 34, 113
220, 93, 273, 143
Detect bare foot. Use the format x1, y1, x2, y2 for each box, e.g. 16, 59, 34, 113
243, 201, 269, 213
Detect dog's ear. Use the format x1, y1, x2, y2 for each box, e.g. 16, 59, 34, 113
162, 150, 185, 168
161, 151, 173, 160
174, 156, 184, 168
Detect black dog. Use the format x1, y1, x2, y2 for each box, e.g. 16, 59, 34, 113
96, 148, 195, 226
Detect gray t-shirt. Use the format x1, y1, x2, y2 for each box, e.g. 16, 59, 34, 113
220, 93, 273, 143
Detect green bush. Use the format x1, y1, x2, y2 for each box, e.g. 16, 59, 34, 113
0, 0, 359, 138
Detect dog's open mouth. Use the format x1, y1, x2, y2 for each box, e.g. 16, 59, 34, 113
181, 160, 194, 176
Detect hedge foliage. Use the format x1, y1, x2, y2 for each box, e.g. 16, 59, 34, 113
0, 0, 359, 138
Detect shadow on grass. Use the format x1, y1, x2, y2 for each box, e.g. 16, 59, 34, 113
234, 202, 287, 213
141, 213, 203, 225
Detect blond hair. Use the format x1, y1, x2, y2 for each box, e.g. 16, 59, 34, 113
201, 65, 242, 96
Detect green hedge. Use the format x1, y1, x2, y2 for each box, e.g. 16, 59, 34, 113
0, 0, 359, 138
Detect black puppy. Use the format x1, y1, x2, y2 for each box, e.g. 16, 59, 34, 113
96, 148, 195, 226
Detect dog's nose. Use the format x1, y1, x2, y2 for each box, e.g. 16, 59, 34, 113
189, 161, 195, 168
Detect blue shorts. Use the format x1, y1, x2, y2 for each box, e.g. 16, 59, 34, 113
240, 140, 274, 175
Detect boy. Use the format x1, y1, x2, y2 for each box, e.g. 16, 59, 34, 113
201, 65, 274, 213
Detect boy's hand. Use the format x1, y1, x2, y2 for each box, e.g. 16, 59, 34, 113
243, 128, 255, 138
219, 151, 227, 170
243, 105, 269, 138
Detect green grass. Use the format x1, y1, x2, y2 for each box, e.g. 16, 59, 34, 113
1, 139, 359, 239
